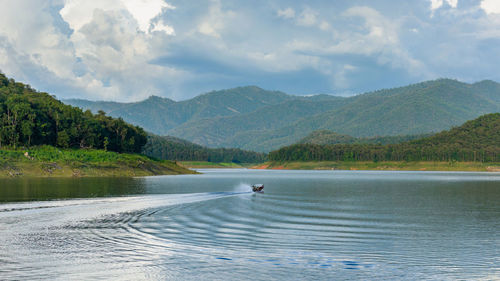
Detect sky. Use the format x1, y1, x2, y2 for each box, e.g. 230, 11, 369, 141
0, 0, 500, 101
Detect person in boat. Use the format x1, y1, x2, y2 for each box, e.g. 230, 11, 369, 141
252, 184, 264, 192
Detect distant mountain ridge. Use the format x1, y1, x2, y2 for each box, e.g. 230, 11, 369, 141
66, 86, 295, 135
65, 79, 500, 152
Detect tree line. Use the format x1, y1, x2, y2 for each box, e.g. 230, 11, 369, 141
0, 73, 147, 153
269, 113, 500, 163
142, 135, 267, 163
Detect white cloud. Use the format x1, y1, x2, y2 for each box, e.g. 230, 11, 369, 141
319, 21, 331, 31
197, 0, 235, 38
481, 0, 500, 14
64, 7, 178, 100
297, 7, 318, 26
121, 0, 175, 32
277, 6, 331, 32
287, 6, 427, 80
0, 0, 179, 101
333, 7, 399, 53
430, 0, 458, 11
447, 0, 458, 8
151, 22, 175, 35
1, 0, 500, 101
277, 7, 295, 19
0, 1, 76, 80
60, 0, 174, 34
198, 22, 221, 38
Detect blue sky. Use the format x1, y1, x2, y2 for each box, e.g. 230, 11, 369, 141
0, 0, 499, 101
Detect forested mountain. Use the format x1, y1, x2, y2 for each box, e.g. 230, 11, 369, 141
220, 79, 500, 151
66, 86, 294, 135
142, 135, 266, 163
290, 79, 500, 137
299, 130, 433, 145
0, 73, 146, 153
269, 113, 500, 163
66, 79, 500, 152
168, 97, 347, 147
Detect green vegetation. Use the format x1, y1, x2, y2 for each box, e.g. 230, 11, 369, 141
0, 146, 195, 178
0, 73, 147, 153
298, 130, 433, 145
66, 86, 295, 135
167, 98, 347, 148
67, 79, 500, 152
179, 161, 252, 168
261, 161, 500, 172
269, 113, 500, 163
0, 73, 196, 177
142, 135, 267, 163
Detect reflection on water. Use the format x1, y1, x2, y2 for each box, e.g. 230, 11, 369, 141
0, 170, 499, 280
0, 177, 147, 202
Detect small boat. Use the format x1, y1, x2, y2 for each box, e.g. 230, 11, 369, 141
252, 184, 264, 193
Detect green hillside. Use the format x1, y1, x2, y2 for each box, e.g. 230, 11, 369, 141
65, 79, 500, 153
66, 86, 294, 135
168, 97, 347, 147
299, 130, 433, 145
0, 73, 193, 177
298, 79, 500, 137
298, 131, 357, 145
269, 113, 500, 163
0, 146, 194, 178
231, 79, 500, 151
142, 135, 267, 163
0, 73, 146, 153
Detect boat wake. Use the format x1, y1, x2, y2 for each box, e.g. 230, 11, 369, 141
233, 183, 253, 192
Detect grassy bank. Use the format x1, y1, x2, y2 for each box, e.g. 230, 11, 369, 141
256, 161, 500, 172
0, 146, 196, 178
179, 161, 257, 169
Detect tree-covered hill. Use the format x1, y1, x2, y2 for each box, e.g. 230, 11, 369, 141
407, 113, 500, 150
142, 135, 267, 163
296, 79, 500, 137
246, 79, 500, 151
66, 86, 295, 135
65, 78, 500, 153
298, 130, 433, 145
0, 73, 147, 153
168, 97, 347, 147
298, 131, 358, 145
269, 113, 500, 163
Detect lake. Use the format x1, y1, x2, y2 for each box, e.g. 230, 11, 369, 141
1, 169, 499, 280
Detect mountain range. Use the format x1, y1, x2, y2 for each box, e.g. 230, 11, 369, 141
65, 79, 500, 152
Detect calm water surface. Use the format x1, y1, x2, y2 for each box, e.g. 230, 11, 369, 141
0, 169, 499, 280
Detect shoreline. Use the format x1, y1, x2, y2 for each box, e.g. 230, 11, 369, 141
0, 147, 197, 178
178, 161, 257, 169
252, 161, 500, 172
0, 162, 197, 178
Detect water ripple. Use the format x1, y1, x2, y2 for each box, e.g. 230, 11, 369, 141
1, 170, 499, 280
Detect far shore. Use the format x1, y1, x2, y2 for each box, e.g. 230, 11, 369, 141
178, 161, 257, 169
251, 161, 500, 172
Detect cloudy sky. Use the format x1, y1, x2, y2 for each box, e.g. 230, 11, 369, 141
0, 0, 499, 101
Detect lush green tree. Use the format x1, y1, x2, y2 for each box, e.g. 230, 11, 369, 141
142, 135, 267, 163
269, 113, 500, 163
0, 72, 147, 153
